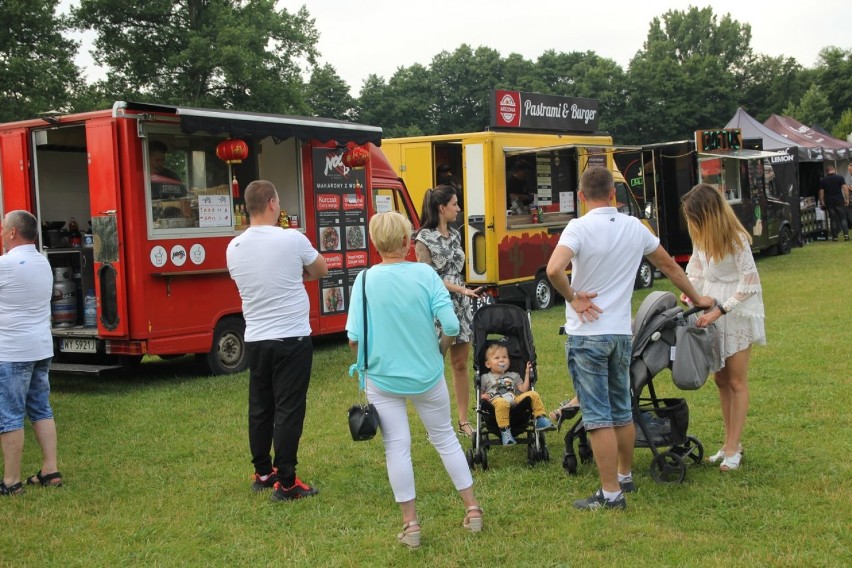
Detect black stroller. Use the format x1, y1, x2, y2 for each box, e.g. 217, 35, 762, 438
466, 303, 549, 470
560, 291, 705, 483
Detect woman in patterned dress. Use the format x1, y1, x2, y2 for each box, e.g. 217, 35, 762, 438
682, 184, 766, 472
415, 185, 483, 438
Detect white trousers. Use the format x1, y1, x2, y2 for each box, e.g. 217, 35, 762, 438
366, 378, 474, 503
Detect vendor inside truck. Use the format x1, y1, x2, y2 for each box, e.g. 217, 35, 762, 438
506, 158, 534, 214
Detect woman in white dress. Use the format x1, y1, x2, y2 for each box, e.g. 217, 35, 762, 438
681, 184, 766, 471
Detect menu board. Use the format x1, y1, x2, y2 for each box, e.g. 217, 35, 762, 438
312, 147, 368, 315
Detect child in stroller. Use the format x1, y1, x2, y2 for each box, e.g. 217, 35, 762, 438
466, 303, 553, 470
480, 344, 555, 445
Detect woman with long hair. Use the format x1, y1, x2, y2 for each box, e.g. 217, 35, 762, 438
346, 212, 483, 548
681, 184, 766, 471
414, 185, 482, 438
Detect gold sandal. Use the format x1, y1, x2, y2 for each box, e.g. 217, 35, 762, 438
463, 505, 483, 533
458, 421, 474, 438
397, 519, 421, 549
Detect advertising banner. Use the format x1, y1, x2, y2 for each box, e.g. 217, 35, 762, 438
312, 147, 368, 315
490, 90, 599, 133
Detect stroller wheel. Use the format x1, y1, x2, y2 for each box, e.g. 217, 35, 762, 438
478, 447, 489, 471
466, 448, 475, 470
541, 445, 550, 462
578, 444, 593, 464
674, 435, 705, 465
527, 443, 536, 465
650, 451, 686, 483
563, 454, 578, 475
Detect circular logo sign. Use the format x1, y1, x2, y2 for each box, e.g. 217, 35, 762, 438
170, 244, 187, 267
189, 243, 206, 265
150, 245, 167, 268
499, 93, 518, 124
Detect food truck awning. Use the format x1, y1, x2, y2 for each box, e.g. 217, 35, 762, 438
698, 149, 788, 161
504, 144, 642, 157
114, 101, 383, 146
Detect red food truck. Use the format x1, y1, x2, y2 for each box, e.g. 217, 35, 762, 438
0, 102, 418, 375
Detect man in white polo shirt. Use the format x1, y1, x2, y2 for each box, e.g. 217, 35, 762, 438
227, 180, 327, 502
546, 168, 712, 510
1, 210, 61, 496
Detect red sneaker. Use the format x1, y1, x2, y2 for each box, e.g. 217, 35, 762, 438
270, 476, 319, 501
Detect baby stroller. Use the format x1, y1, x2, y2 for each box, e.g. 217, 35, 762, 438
560, 291, 705, 483
466, 303, 549, 470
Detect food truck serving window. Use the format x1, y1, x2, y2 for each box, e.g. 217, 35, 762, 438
144, 130, 236, 235
505, 149, 578, 229
699, 157, 741, 203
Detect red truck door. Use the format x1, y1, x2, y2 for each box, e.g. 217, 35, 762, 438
85, 119, 130, 337
1, 129, 31, 213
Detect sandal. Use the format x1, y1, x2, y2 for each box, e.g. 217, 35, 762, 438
0, 481, 25, 496
720, 451, 742, 471
463, 505, 483, 533
397, 519, 421, 549
707, 444, 743, 464
26, 470, 63, 488
457, 421, 474, 438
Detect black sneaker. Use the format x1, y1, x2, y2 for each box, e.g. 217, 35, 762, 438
572, 489, 626, 510
619, 478, 636, 493
270, 477, 319, 502
251, 468, 278, 492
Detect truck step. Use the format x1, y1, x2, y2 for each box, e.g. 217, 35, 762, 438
50, 362, 124, 375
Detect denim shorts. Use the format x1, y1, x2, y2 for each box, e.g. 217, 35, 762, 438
0, 358, 54, 433
566, 335, 632, 430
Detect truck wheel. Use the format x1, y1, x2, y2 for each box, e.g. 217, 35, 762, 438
776, 226, 792, 255
635, 258, 655, 289
196, 317, 248, 375
534, 273, 555, 310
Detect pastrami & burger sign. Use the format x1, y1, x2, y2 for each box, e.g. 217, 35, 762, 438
490, 90, 599, 133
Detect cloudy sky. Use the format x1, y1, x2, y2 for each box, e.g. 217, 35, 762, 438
69, 1, 851, 95
294, 0, 850, 94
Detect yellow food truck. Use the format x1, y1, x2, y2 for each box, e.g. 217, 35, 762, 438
382, 90, 652, 309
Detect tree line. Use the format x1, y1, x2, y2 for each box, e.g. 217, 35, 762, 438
2, 1, 850, 145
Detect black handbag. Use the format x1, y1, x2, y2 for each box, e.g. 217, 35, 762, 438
348, 269, 379, 441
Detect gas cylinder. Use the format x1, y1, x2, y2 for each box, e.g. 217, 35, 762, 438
51, 267, 77, 327
83, 289, 97, 328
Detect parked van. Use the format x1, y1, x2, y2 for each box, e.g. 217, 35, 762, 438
0, 102, 419, 375
382, 130, 653, 309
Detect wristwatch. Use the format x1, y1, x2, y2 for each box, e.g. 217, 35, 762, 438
717, 303, 727, 315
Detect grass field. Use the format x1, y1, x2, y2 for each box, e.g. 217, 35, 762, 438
2, 241, 851, 567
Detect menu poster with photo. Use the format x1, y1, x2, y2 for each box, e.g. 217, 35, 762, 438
312, 147, 368, 314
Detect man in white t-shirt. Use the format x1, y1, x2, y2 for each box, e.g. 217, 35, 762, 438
227, 180, 327, 502
1, 210, 62, 495
546, 168, 711, 510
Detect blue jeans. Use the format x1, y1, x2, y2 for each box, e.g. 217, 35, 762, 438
0, 358, 54, 433
566, 335, 632, 430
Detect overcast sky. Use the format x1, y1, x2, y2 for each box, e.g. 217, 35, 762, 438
69, 1, 851, 96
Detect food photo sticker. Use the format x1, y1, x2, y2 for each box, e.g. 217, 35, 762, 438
320, 226, 340, 252
323, 286, 345, 313
346, 225, 365, 250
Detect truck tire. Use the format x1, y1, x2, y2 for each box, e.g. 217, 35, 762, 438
196, 317, 248, 375
775, 226, 792, 255
534, 273, 555, 310
635, 258, 655, 289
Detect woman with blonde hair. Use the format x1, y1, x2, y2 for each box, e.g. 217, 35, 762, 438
681, 184, 766, 471
346, 211, 483, 549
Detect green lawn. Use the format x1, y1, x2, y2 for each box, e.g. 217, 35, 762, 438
2, 241, 851, 567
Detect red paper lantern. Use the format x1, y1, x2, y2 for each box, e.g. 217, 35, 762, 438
342, 145, 370, 169
216, 138, 249, 164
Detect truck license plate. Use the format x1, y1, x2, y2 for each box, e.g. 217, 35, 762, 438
60, 338, 97, 353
